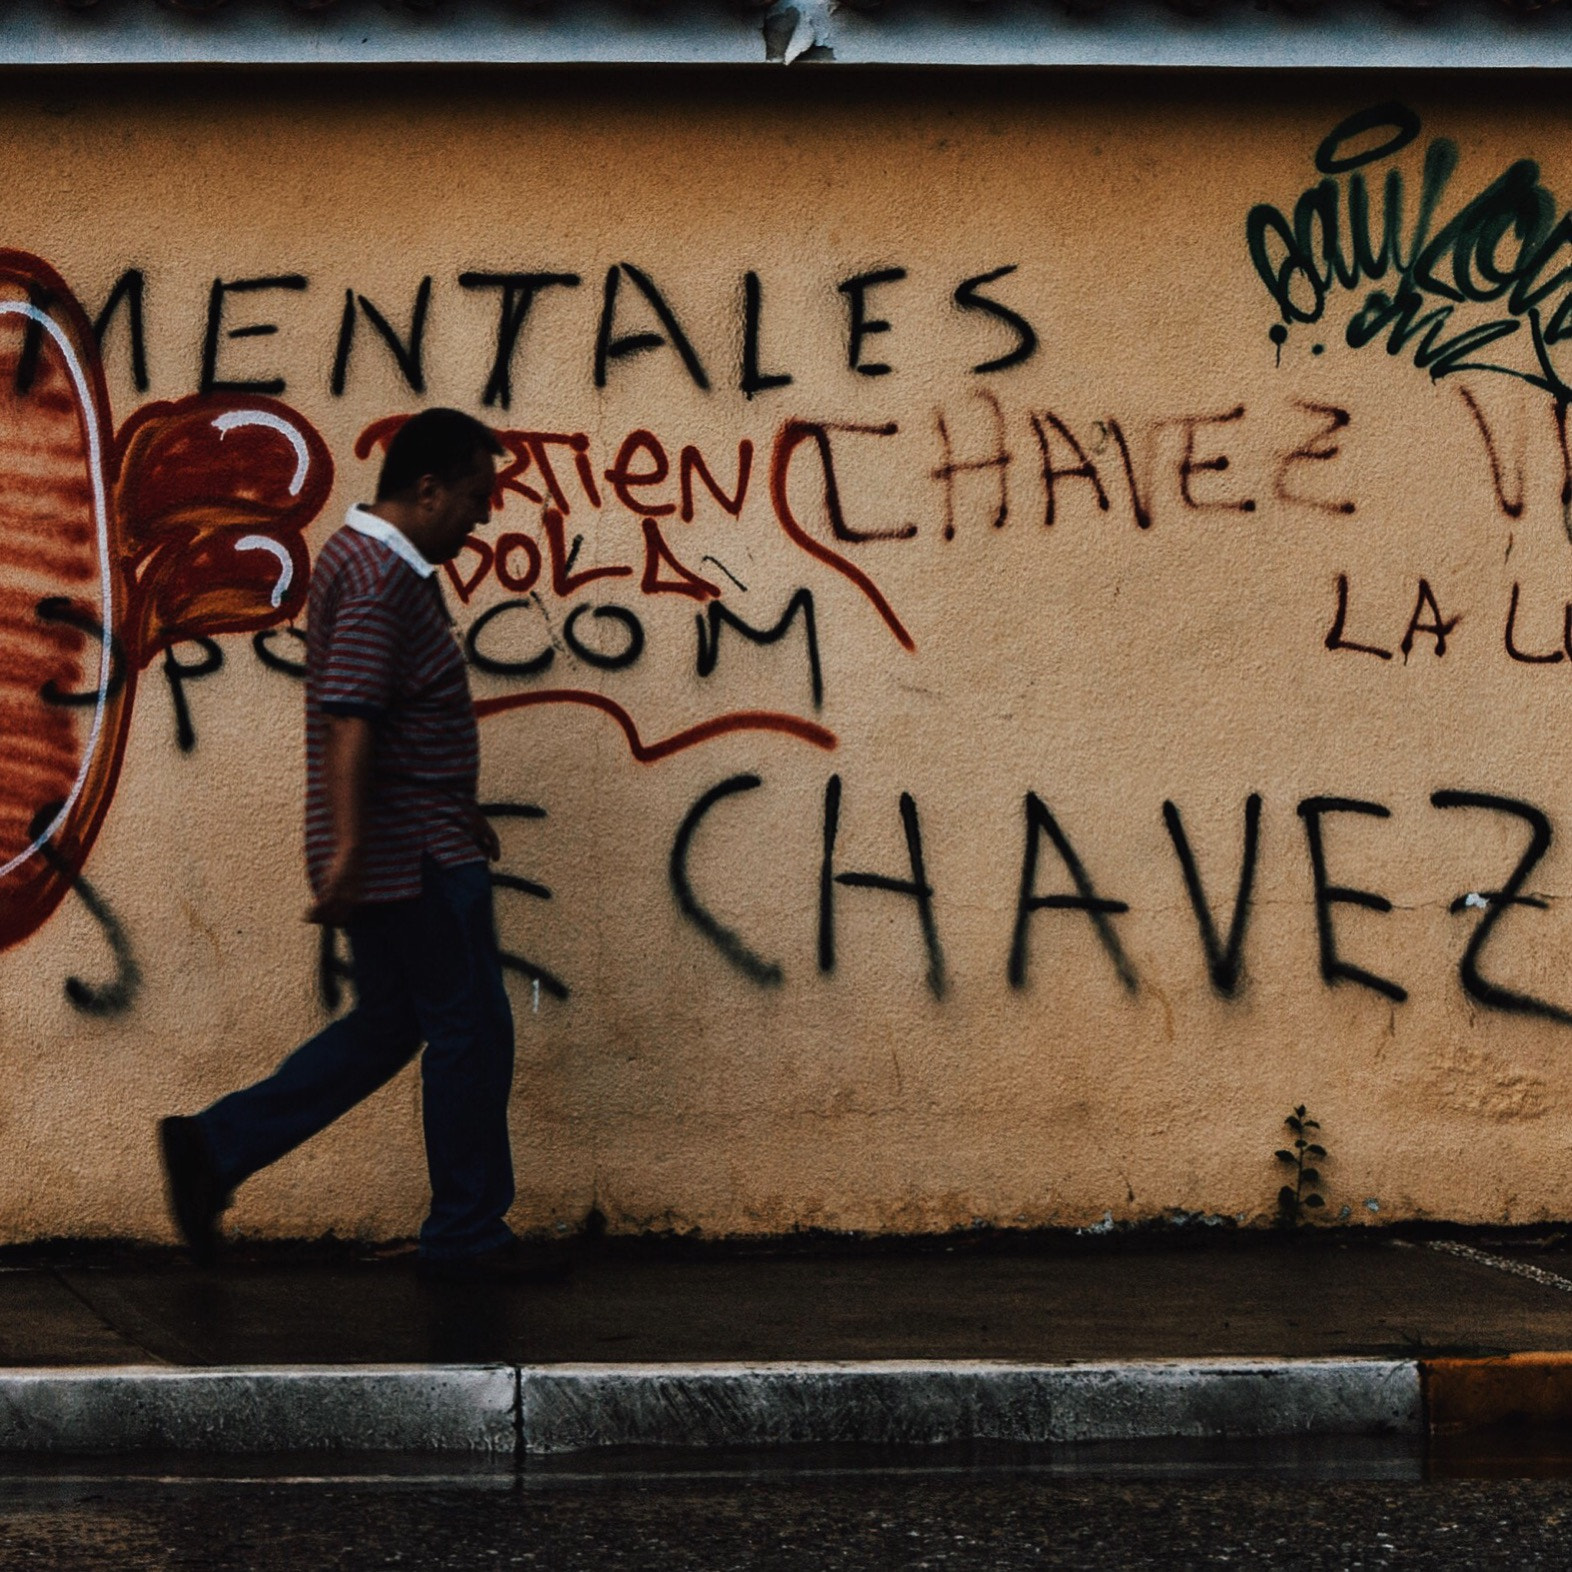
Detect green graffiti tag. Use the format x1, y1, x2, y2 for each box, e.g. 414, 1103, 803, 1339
1247, 101, 1572, 403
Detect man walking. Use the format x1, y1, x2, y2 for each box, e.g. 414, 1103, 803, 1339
161, 408, 541, 1284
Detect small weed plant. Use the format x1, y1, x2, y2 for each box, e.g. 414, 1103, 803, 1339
1275, 1106, 1327, 1226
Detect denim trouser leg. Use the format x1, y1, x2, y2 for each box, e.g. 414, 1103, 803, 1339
410, 860, 517, 1259
197, 901, 423, 1189
196, 858, 517, 1260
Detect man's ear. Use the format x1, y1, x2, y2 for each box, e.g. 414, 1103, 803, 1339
412, 471, 444, 512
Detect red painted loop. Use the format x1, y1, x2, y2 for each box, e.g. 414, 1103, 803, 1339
0, 249, 333, 956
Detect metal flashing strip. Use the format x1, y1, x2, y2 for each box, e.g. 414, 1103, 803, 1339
0, 0, 1568, 68
0, 0, 757, 64
838, 0, 1572, 65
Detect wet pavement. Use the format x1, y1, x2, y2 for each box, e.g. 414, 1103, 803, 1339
7, 1232, 1572, 1366
0, 1234, 1567, 1564
0, 1463, 1570, 1568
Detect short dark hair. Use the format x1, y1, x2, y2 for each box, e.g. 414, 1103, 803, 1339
375, 408, 504, 502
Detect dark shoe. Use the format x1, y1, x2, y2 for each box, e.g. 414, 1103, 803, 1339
415, 1238, 572, 1286
159, 1116, 228, 1267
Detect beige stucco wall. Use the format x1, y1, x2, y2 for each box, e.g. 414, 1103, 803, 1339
2, 71, 1571, 1242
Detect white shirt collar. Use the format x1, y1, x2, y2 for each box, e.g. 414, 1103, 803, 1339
345, 503, 434, 579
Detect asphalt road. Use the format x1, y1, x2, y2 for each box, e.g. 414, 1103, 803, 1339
2, 1471, 1571, 1569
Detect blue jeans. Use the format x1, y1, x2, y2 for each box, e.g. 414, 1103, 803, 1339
198, 858, 517, 1260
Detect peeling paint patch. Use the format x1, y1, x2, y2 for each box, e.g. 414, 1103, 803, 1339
763, 0, 836, 62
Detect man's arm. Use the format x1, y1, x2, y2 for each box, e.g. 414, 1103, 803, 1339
467, 803, 501, 862
307, 713, 375, 926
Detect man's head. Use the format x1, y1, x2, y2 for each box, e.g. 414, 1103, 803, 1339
373, 408, 504, 564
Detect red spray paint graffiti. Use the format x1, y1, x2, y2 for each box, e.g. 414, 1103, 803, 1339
470, 688, 835, 762
355, 414, 921, 763
0, 250, 332, 954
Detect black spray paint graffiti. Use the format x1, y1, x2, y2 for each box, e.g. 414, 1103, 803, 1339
253, 626, 308, 677
29, 599, 180, 1011
92, 263, 1041, 407
670, 776, 1572, 1028
27, 804, 140, 1017
1162, 793, 1261, 997
1009, 791, 1137, 996
1432, 790, 1572, 1028
459, 588, 823, 707
249, 543, 819, 753
1298, 796, 1408, 1004
1248, 101, 1572, 404
1315, 556, 1572, 670
317, 923, 353, 1012
35, 596, 127, 709
670, 773, 784, 988
671, 773, 950, 996
43, 624, 234, 758
820, 775, 946, 1001
332, 277, 432, 398
162, 638, 224, 754
315, 800, 567, 1012
1318, 570, 1572, 670
484, 800, 569, 1004
695, 589, 823, 711
251, 580, 809, 1018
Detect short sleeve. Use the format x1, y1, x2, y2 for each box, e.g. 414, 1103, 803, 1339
317, 568, 402, 718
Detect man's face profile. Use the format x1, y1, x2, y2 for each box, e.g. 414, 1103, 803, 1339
422, 452, 497, 563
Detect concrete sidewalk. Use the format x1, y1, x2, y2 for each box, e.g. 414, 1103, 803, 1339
0, 1233, 1567, 1455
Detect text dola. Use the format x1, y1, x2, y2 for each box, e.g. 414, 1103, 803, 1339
672, 775, 1572, 1027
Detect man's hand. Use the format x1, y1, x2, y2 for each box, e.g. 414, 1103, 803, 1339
307, 712, 375, 927
469, 804, 501, 862
307, 846, 364, 927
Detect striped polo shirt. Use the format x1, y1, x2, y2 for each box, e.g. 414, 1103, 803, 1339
304, 505, 483, 905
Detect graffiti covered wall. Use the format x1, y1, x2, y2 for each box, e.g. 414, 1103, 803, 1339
2, 71, 1571, 1241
